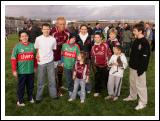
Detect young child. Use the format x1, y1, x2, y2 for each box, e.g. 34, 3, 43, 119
105, 45, 128, 101
68, 51, 90, 103
91, 33, 112, 97
123, 23, 150, 110
106, 28, 120, 55
11, 30, 37, 107
61, 34, 80, 97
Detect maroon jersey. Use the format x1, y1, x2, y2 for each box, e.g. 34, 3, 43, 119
73, 61, 90, 79
50, 27, 70, 61
106, 38, 120, 54
91, 42, 112, 67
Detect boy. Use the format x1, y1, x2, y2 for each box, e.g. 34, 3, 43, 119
91, 33, 112, 97
11, 30, 37, 106
34, 23, 57, 103
61, 34, 80, 97
105, 45, 128, 101
123, 23, 150, 110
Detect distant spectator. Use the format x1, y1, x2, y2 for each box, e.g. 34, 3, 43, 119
151, 24, 155, 52
122, 23, 133, 57
24, 20, 42, 43
87, 23, 93, 35
116, 23, 124, 44
92, 22, 105, 39
144, 22, 153, 44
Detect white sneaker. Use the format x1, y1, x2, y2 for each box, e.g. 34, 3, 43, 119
17, 101, 25, 107
135, 102, 146, 110
59, 94, 63, 97
94, 93, 99, 97
123, 96, 137, 101
29, 98, 35, 104
113, 97, 118, 101
80, 100, 84, 103
68, 98, 73, 102
105, 95, 113, 100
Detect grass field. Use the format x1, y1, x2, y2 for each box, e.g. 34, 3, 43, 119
5, 34, 155, 116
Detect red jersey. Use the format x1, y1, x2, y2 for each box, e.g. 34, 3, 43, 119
91, 42, 112, 67
73, 61, 90, 80
50, 27, 70, 61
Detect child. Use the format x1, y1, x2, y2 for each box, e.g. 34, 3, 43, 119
61, 34, 80, 97
91, 33, 112, 97
106, 28, 120, 55
35, 23, 58, 103
105, 45, 128, 101
11, 30, 37, 107
68, 51, 90, 103
123, 23, 150, 110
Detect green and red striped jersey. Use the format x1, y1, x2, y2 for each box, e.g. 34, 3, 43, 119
11, 42, 37, 74
61, 42, 80, 69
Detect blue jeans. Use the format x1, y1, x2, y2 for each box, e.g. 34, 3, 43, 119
36, 61, 57, 100
71, 78, 86, 101
64, 68, 74, 93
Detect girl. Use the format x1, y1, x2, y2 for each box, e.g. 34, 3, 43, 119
68, 51, 90, 103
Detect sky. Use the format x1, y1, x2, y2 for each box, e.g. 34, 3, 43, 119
5, 5, 155, 21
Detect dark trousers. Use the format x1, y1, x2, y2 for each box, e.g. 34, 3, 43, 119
151, 40, 155, 52
55, 65, 63, 94
64, 68, 74, 92
17, 74, 34, 103
95, 66, 109, 93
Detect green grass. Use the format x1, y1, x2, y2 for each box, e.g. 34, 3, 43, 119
5, 34, 155, 116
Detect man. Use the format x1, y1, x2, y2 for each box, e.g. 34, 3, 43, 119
92, 22, 104, 40
50, 16, 70, 96
123, 23, 150, 110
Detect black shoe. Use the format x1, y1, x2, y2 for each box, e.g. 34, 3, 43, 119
35, 100, 41, 104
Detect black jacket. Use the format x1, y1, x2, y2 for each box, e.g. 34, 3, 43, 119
76, 34, 92, 58
129, 37, 150, 72
28, 26, 42, 43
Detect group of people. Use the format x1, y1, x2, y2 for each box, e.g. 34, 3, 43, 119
11, 16, 151, 111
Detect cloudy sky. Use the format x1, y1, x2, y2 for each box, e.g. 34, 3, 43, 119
5, 5, 155, 20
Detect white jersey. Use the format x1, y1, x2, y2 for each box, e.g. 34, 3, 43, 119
108, 53, 128, 77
